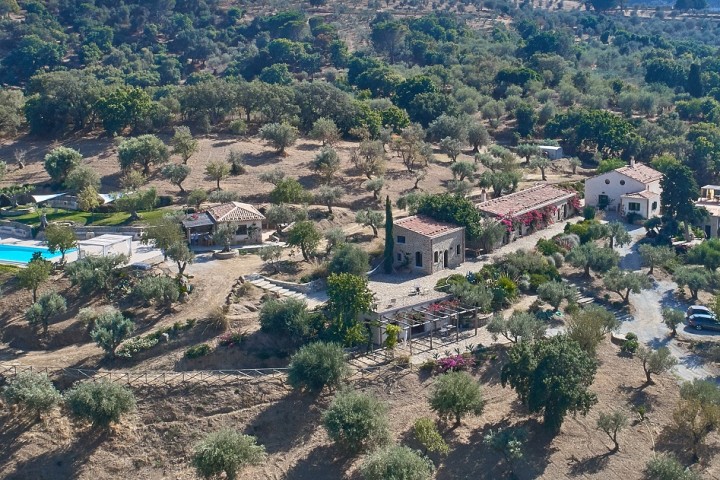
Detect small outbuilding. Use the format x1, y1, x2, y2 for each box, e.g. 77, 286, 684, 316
393, 215, 465, 275
78, 234, 132, 259
182, 202, 265, 246
538, 145, 564, 160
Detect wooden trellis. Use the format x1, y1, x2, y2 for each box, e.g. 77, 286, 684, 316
378, 299, 487, 354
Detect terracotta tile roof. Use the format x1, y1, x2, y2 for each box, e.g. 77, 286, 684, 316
476, 184, 575, 218
207, 202, 265, 223
394, 215, 464, 238
615, 164, 662, 184
623, 190, 656, 200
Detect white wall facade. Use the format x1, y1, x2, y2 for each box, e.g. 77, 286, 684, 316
585, 171, 660, 212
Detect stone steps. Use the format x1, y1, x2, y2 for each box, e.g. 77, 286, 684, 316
248, 277, 316, 304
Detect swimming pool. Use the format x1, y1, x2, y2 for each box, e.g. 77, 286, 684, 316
0, 244, 77, 264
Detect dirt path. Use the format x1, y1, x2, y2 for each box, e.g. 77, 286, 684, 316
616, 226, 719, 382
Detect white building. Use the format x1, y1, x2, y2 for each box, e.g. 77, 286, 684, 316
538, 145, 563, 160
696, 185, 720, 238
584, 160, 662, 219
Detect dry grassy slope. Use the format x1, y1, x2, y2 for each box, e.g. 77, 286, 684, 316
1, 341, 717, 480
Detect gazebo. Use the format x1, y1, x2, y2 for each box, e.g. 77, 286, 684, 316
77, 234, 132, 259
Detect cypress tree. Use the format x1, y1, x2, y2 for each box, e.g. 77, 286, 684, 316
687, 64, 704, 98
383, 196, 394, 274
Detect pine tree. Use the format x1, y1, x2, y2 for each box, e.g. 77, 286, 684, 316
383, 196, 394, 274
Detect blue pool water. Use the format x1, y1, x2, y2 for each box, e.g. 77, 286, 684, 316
0, 244, 77, 264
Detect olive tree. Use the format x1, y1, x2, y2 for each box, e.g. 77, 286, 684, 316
44, 146, 82, 184
662, 308, 685, 336
323, 389, 391, 452
117, 134, 169, 175
287, 221, 321, 261
260, 122, 298, 154
90, 309, 134, 359
487, 311, 546, 343
430, 371, 485, 426
170, 126, 198, 164
310, 147, 341, 184
310, 117, 340, 146
25, 292, 67, 335
603, 268, 652, 304
673, 379, 720, 462
161, 163, 191, 193
288, 342, 349, 392
193, 429, 267, 480
537, 281, 577, 310
637, 345, 677, 384
566, 305, 619, 356
44, 223, 77, 264
2, 372, 62, 418
597, 411, 628, 452
360, 445, 434, 480
356, 209, 384, 237
17, 256, 52, 302
65, 380, 135, 427
205, 159, 230, 190
639, 244, 675, 275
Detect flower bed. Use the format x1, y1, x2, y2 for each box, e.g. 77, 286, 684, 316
435, 354, 475, 373
217, 331, 246, 348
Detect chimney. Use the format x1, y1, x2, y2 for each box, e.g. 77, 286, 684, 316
630, 158, 636, 168
480, 189, 487, 203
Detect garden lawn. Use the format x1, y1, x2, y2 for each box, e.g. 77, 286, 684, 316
8, 208, 167, 227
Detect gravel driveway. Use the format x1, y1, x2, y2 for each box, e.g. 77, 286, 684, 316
616, 226, 719, 382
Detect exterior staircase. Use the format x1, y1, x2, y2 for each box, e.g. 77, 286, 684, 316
245, 274, 327, 307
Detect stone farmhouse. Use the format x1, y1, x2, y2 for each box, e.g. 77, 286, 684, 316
584, 160, 662, 219
181, 201, 265, 246
475, 183, 579, 246
393, 215, 465, 275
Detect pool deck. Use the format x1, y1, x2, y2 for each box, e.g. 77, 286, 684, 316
0, 237, 163, 267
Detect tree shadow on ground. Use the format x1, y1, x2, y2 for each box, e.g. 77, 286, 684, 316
568, 450, 613, 476
242, 151, 283, 167
284, 444, 353, 480
5, 427, 107, 480
245, 389, 325, 454
617, 383, 660, 413
439, 417, 556, 479
0, 413, 40, 467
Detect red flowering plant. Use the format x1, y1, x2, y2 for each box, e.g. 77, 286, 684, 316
436, 354, 475, 373
541, 205, 557, 224
218, 331, 246, 348
569, 195, 581, 210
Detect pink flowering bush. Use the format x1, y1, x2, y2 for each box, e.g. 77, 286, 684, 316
436, 354, 474, 373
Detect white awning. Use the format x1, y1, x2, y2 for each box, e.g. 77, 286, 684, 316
98, 192, 125, 204
31, 193, 67, 203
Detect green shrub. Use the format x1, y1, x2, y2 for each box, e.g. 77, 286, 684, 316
583, 205, 596, 220
25, 292, 67, 334
193, 428, 266, 480
645, 454, 699, 480
360, 445, 435, 480
529, 273, 550, 291
621, 332, 639, 354
116, 336, 159, 358
228, 119, 247, 136
323, 389, 391, 452
435, 274, 466, 290
429, 371, 485, 426
132, 275, 180, 307
259, 297, 315, 340
90, 309, 134, 358
328, 243, 369, 276
288, 342, 349, 392
2, 372, 62, 416
185, 343, 212, 359
413, 417, 449, 455
65, 380, 135, 426
536, 238, 560, 256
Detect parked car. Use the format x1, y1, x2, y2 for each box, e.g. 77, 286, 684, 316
686, 306, 715, 319
687, 313, 720, 331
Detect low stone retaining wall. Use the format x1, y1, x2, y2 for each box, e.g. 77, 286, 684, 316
0, 220, 33, 239
73, 226, 146, 240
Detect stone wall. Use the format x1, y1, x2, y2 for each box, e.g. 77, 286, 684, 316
0, 220, 33, 238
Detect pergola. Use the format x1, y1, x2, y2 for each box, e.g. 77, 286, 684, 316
377, 299, 490, 354
78, 234, 132, 259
